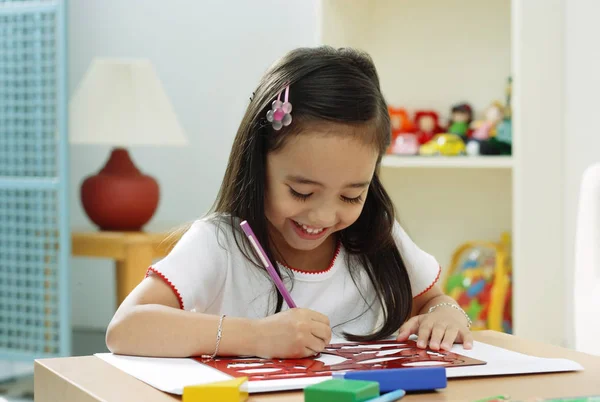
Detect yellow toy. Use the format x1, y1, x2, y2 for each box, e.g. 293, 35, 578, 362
419, 133, 466, 156
183, 377, 248, 402
443, 233, 512, 333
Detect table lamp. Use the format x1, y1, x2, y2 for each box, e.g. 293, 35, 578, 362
70, 58, 188, 231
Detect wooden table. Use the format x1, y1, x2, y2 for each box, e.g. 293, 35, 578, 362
71, 231, 176, 307
34, 331, 600, 402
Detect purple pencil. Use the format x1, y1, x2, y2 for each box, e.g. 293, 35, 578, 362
239, 220, 297, 308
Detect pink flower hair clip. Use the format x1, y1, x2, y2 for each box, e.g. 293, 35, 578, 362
266, 85, 292, 131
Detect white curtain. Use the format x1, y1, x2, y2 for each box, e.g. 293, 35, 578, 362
574, 163, 600, 356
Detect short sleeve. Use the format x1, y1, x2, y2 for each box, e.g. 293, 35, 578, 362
146, 219, 228, 311
392, 221, 441, 298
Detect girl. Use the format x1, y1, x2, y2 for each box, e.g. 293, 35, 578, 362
106, 46, 473, 360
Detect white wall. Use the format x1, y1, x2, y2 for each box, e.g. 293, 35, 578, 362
564, 0, 600, 349
68, 0, 319, 330
322, 0, 512, 118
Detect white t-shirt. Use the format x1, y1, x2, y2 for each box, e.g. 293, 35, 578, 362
147, 215, 440, 337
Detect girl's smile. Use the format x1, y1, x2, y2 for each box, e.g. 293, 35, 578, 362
290, 219, 330, 240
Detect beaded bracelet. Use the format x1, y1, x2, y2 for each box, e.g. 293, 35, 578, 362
427, 302, 472, 329
201, 314, 226, 360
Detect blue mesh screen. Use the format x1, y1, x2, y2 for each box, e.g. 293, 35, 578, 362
0, 0, 70, 360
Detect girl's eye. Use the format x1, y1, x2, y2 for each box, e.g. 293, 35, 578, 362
341, 195, 363, 205
289, 187, 312, 201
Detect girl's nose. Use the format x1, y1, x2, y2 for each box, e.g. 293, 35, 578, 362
308, 202, 336, 228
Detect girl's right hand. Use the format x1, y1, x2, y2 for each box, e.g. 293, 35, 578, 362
254, 308, 332, 359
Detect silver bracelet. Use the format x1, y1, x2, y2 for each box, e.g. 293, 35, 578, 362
201, 314, 226, 360
428, 302, 472, 329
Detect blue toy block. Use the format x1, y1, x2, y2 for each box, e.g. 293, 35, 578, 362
332, 367, 447, 393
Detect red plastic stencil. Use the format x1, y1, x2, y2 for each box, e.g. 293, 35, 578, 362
195, 340, 486, 381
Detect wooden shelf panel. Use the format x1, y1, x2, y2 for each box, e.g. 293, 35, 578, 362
382, 155, 513, 169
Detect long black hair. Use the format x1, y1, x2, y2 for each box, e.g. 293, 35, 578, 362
212, 46, 412, 341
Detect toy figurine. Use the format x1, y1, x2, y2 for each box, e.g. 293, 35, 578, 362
391, 133, 419, 155
467, 101, 504, 156
413, 110, 443, 145
447, 103, 473, 141
480, 78, 513, 155
387, 106, 414, 154
388, 106, 414, 135
493, 77, 513, 155
470, 101, 503, 141
419, 133, 466, 156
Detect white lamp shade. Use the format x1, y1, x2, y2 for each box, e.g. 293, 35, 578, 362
69, 58, 188, 147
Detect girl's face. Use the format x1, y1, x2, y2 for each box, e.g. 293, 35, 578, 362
265, 126, 379, 253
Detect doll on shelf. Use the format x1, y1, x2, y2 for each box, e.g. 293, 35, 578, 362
470, 101, 504, 141
466, 101, 504, 156
387, 106, 415, 154
413, 110, 443, 145
494, 77, 513, 151
447, 103, 474, 141
483, 78, 513, 156
391, 133, 419, 155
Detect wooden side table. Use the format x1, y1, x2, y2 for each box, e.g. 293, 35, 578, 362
71, 231, 178, 307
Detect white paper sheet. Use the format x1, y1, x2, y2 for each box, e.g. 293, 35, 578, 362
96, 340, 583, 395
445, 341, 583, 378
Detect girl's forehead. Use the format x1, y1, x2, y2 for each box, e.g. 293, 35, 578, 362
279, 125, 378, 155
268, 132, 378, 185
281, 121, 379, 151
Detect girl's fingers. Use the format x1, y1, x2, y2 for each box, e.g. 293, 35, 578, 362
397, 316, 420, 341
311, 322, 332, 344
428, 324, 447, 351
416, 320, 434, 349
459, 328, 474, 349
306, 335, 326, 355
440, 326, 459, 351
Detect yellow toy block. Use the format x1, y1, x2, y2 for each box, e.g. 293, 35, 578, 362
183, 376, 248, 402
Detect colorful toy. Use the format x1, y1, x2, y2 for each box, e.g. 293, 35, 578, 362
333, 367, 446, 393
470, 101, 504, 141
391, 133, 419, 155
304, 379, 379, 402
182, 377, 248, 402
466, 101, 504, 156
419, 133, 466, 156
443, 233, 513, 333
413, 110, 443, 145
387, 107, 415, 154
447, 102, 474, 141
389, 106, 415, 134
483, 77, 513, 155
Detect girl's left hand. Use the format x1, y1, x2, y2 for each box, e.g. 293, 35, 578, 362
396, 308, 473, 351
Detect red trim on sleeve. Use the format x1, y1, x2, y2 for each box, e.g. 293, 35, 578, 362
413, 265, 442, 298
146, 267, 184, 310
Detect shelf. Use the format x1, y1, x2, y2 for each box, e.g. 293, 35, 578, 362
382, 155, 513, 169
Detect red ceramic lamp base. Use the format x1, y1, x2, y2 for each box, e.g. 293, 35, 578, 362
81, 147, 159, 231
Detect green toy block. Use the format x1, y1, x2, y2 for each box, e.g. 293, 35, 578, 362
304, 379, 380, 402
